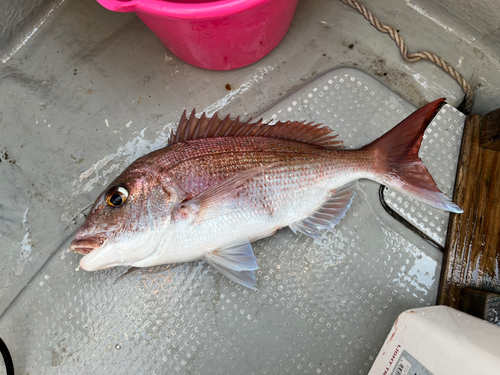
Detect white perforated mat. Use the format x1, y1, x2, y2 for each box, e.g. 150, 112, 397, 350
0, 68, 464, 375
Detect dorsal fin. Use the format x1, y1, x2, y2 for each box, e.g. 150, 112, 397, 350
167, 110, 344, 149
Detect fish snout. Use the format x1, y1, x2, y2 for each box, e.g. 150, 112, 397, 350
70, 235, 107, 255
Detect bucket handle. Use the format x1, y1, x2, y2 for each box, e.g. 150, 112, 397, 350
96, 0, 139, 13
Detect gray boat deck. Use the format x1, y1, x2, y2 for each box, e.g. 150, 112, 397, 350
1, 0, 500, 373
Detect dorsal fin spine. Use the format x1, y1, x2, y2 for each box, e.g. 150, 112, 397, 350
220, 115, 232, 136
168, 128, 175, 146
175, 110, 188, 144
258, 123, 274, 137
211, 113, 224, 137
293, 121, 312, 139
233, 119, 250, 137
285, 121, 302, 138
185, 109, 197, 141
235, 120, 249, 136
192, 112, 206, 140
267, 124, 282, 138
204, 113, 218, 138
240, 120, 254, 136
302, 124, 324, 143
224, 117, 240, 136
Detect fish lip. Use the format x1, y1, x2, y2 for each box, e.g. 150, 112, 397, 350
70, 234, 107, 255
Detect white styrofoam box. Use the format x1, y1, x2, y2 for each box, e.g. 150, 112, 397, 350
369, 306, 500, 375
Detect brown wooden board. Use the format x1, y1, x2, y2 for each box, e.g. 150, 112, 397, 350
481, 108, 500, 151
438, 112, 500, 317
459, 288, 500, 322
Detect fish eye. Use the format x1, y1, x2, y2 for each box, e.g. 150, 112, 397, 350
106, 186, 129, 207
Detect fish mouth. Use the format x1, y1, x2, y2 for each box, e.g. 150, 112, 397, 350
69, 235, 107, 255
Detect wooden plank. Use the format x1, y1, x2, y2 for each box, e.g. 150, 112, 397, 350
438, 112, 500, 309
481, 107, 500, 151
459, 288, 500, 323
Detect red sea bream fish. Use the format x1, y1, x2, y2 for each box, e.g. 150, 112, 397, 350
70, 98, 462, 289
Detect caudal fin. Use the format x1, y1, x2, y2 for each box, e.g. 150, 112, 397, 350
365, 98, 463, 213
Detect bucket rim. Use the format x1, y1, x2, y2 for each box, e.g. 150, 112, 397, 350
97, 0, 278, 18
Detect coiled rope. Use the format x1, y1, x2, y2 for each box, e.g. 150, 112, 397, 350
339, 0, 474, 113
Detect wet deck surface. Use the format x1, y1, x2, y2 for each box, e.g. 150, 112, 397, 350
1, 0, 500, 373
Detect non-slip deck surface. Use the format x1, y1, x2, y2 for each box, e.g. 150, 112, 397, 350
0, 68, 464, 374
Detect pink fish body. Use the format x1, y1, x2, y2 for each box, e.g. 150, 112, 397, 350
70, 99, 461, 289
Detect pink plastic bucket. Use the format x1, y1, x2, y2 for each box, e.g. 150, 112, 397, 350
96, 0, 299, 70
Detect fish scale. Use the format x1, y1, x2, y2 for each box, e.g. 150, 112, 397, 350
170, 153, 351, 217
152, 137, 352, 193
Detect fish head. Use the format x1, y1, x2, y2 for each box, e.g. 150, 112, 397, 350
70, 167, 177, 271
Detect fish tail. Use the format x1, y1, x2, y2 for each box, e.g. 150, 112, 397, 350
364, 98, 463, 213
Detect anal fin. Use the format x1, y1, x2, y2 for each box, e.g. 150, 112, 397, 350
290, 182, 357, 239
205, 239, 259, 290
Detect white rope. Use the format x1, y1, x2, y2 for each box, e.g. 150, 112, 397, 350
339, 0, 474, 113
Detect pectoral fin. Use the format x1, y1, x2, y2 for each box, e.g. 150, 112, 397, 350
205, 239, 259, 290
290, 182, 357, 239
192, 164, 273, 210
175, 164, 275, 222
